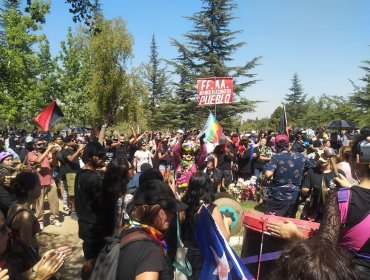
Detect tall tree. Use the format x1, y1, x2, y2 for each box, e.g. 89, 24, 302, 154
284, 73, 307, 127
58, 27, 92, 125
142, 34, 173, 129
87, 16, 139, 140
0, 0, 50, 126
349, 60, 370, 127
169, 0, 260, 128
22, 37, 61, 122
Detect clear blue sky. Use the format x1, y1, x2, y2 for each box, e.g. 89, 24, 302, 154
43, 0, 370, 119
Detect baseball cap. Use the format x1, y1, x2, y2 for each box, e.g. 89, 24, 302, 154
275, 134, 289, 145
177, 129, 184, 134
134, 179, 188, 212
206, 155, 215, 162
25, 136, 34, 143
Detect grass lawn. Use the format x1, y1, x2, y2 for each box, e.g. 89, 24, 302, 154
240, 200, 259, 212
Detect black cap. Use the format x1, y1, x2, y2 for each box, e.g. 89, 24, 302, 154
134, 179, 187, 212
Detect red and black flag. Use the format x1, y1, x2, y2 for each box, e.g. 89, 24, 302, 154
35, 100, 64, 131
278, 104, 288, 135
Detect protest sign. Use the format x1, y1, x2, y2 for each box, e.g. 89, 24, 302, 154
197, 77, 233, 105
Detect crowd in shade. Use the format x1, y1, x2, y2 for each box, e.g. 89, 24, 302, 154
0, 123, 369, 279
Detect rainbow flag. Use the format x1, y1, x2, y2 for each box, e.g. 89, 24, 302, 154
204, 112, 222, 143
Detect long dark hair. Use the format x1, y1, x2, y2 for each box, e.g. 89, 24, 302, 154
103, 158, 130, 197
12, 172, 40, 199
182, 172, 214, 217
102, 158, 130, 235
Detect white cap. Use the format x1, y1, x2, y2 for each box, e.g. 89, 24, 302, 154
177, 129, 184, 134
25, 136, 34, 143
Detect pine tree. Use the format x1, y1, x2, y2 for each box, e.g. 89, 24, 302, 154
144, 35, 170, 107
350, 60, 370, 127
169, 0, 260, 128
142, 34, 174, 129
284, 73, 307, 126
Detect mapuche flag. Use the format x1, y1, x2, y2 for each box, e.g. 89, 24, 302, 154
204, 112, 222, 143
35, 100, 64, 131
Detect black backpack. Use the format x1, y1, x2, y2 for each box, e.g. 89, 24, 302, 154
90, 229, 154, 280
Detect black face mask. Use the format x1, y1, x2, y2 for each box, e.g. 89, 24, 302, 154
120, 141, 125, 145
37, 146, 46, 153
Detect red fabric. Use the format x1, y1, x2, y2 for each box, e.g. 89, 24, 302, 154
34, 101, 56, 131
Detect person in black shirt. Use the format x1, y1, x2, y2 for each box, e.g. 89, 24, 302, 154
203, 156, 222, 192
237, 135, 254, 180
213, 136, 236, 188
75, 141, 106, 280
113, 134, 131, 161
117, 179, 187, 280
301, 148, 345, 222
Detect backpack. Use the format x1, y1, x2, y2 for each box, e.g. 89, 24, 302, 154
89, 229, 154, 280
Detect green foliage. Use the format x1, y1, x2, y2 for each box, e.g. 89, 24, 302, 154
284, 73, 307, 127
169, 0, 260, 128
57, 27, 92, 125
88, 16, 137, 127
349, 60, 370, 127
0, 0, 51, 126
141, 34, 174, 130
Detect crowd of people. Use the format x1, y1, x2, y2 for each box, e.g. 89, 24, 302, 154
0, 124, 368, 279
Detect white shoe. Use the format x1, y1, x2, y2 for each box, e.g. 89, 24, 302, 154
51, 220, 62, 227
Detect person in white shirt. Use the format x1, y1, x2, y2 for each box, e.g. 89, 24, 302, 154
133, 141, 153, 172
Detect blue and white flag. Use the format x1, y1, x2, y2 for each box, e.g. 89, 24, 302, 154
195, 206, 255, 280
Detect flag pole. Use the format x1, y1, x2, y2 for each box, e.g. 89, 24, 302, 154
213, 77, 217, 118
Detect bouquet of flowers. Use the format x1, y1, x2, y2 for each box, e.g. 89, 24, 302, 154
228, 176, 257, 202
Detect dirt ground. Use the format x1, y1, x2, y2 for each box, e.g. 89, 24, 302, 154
37, 201, 83, 280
